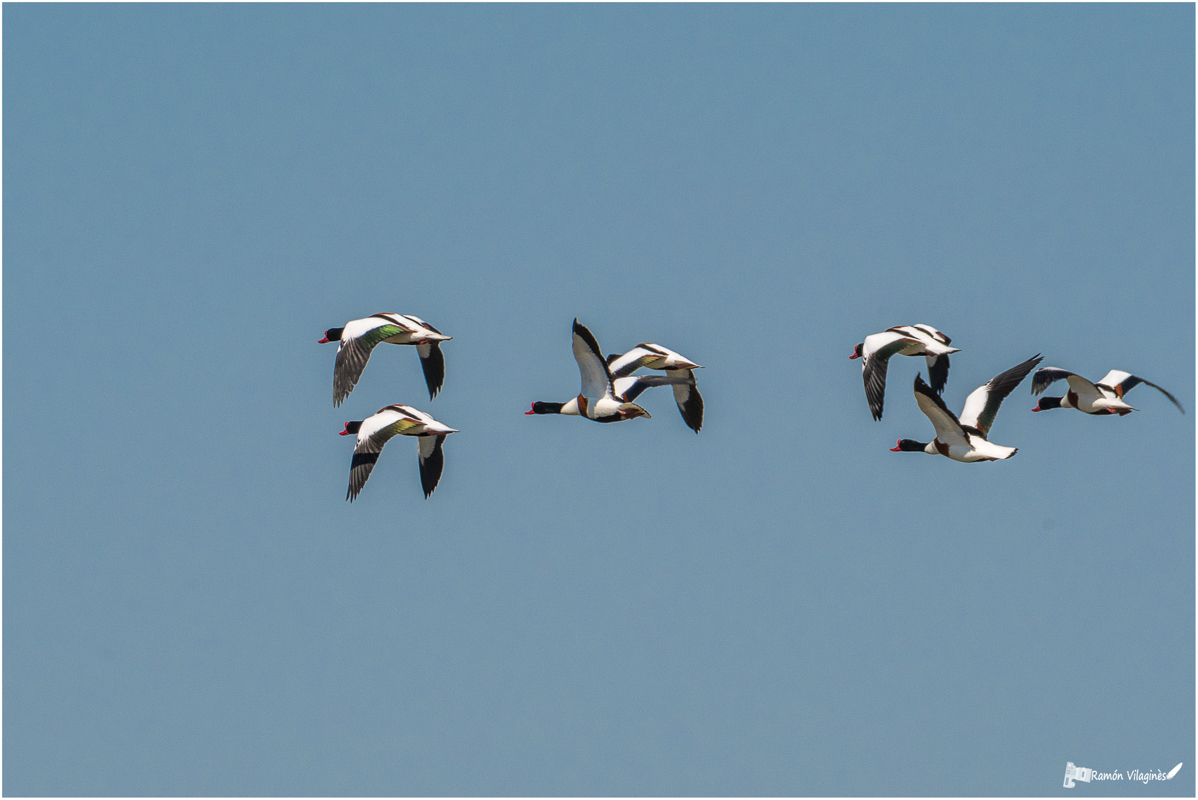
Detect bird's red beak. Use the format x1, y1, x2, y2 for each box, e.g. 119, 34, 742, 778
524, 404, 536, 415
338, 423, 352, 435
318, 335, 330, 344
849, 351, 859, 360
1031, 404, 1041, 412
889, 440, 902, 452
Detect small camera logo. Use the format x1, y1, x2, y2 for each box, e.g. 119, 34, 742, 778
1064, 762, 1093, 788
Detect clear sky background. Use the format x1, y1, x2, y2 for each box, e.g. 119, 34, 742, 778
4, 4, 1194, 797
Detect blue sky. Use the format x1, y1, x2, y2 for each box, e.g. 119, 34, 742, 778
4, 4, 1193, 796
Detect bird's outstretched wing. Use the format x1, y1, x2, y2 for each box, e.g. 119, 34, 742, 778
862, 332, 920, 421
1097, 370, 1185, 413
572, 320, 614, 402
960, 355, 1042, 436
417, 435, 447, 498
913, 374, 969, 447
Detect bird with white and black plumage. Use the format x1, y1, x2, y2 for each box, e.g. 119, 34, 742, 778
1031, 368, 1184, 416
319, 313, 452, 406
851, 324, 960, 420
890, 354, 1042, 462
339, 405, 458, 500
606, 343, 704, 433
526, 372, 697, 420
524, 319, 654, 423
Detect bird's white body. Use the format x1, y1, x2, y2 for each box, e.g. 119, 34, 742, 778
1059, 386, 1135, 415
916, 436, 1017, 463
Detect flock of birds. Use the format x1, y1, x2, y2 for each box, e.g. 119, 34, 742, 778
318, 315, 1183, 499
320, 315, 704, 500
851, 324, 1184, 462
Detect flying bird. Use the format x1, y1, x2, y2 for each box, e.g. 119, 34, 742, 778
607, 343, 704, 432
525, 320, 653, 423
340, 405, 458, 499
1031, 368, 1184, 415
320, 314, 452, 405
890, 355, 1042, 462
526, 373, 695, 420
851, 324, 960, 420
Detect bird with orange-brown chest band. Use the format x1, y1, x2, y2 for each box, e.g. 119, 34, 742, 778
1030, 367, 1184, 416
525, 320, 653, 424
891, 355, 1042, 463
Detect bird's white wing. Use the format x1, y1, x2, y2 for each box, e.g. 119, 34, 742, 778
909, 324, 951, 346
1096, 369, 1133, 390
959, 355, 1042, 435
332, 316, 415, 406
913, 375, 969, 447
347, 408, 420, 501
612, 373, 693, 401
1097, 370, 1185, 412
608, 345, 660, 378
861, 331, 920, 421
572, 320, 613, 401
1064, 372, 1104, 398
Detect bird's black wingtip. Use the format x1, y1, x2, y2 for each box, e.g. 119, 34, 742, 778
421, 478, 439, 499
571, 319, 605, 360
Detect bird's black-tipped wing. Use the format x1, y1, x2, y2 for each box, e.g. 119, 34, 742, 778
332, 322, 411, 406
334, 337, 375, 407
670, 370, 704, 433
418, 435, 446, 498
1030, 367, 1080, 396
609, 372, 702, 431
572, 319, 605, 362
613, 374, 692, 402
863, 355, 889, 421
416, 342, 446, 400
913, 373, 969, 446
572, 319, 614, 400
1098, 370, 1185, 413
926, 353, 950, 394
345, 410, 420, 501
348, 442, 384, 501
862, 337, 915, 421
1131, 378, 1185, 413
961, 354, 1043, 435
607, 345, 669, 379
